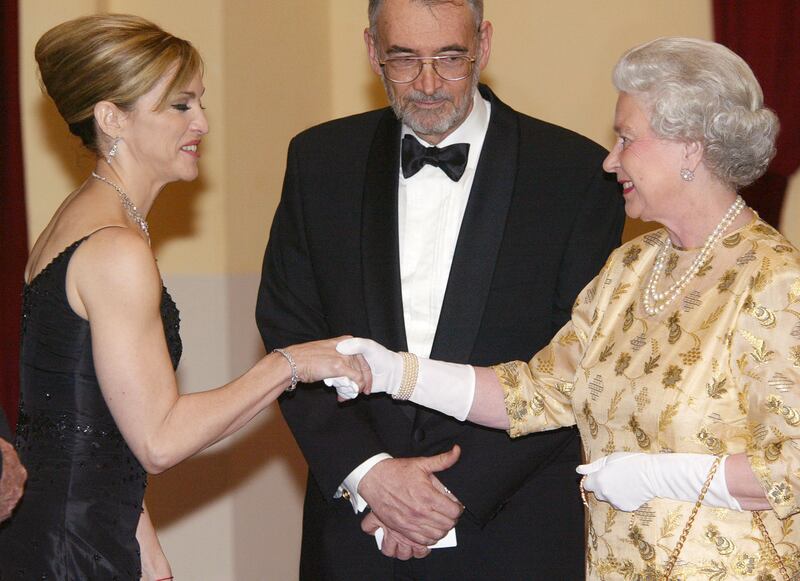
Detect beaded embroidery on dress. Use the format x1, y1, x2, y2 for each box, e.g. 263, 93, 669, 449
0, 235, 181, 579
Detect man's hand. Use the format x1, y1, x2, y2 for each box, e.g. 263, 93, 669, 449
0, 438, 27, 522
361, 511, 431, 560
358, 446, 463, 546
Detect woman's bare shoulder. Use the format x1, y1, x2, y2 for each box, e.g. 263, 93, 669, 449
67, 227, 161, 318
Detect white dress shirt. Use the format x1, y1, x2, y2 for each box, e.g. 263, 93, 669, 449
337, 90, 491, 514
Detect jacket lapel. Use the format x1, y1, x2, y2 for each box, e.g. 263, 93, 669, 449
362, 109, 406, 352
417, 86, 518, 427
361, 110, 419, 423
430, 86, 518, 364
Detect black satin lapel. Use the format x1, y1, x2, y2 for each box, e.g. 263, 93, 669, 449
362, 112, 406, 351
361, 112, 417, 423
414, 89, 518, 429
430, 88, 518, 365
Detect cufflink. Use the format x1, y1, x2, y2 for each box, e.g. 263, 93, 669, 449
341, 489, 352, 501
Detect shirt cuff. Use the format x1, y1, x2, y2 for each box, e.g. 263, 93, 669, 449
335, 453, 393, 513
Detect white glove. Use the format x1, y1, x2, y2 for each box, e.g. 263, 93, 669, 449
323, 376, 361, 400
576, 452, 742, 512
324, 338, 404, 398
329, 338, 476, 421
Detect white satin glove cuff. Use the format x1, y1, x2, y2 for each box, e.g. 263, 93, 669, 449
414, 358, 475, 421
654, 453, 741, 511
330, 338, 475, 421
577, 452, 742, 512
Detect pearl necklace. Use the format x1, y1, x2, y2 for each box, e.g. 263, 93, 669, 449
90, 172, 150, 243
642, 195, 745, 316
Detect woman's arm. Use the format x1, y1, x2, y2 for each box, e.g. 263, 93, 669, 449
466, 367, 509, 429
335, 263, 611, 433
69, 229, 367, 473
577, 451, 748, 512
137, 502, 171, 581
335, 330, 581, 433
725, 453, 771, 510
731, 261, 800, 519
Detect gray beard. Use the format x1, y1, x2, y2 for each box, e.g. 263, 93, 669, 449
385, 70, 480, 138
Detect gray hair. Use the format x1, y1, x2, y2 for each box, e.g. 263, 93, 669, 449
368, 0, 484, 38
612, 37, 778, 190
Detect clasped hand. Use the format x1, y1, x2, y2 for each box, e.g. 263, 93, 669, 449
0, 438, 27, 523
324, 338, 398, 399
283, 336, 374, 390
359, 447, 464, 559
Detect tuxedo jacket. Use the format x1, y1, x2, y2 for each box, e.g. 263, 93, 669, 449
257, 85, 625, 580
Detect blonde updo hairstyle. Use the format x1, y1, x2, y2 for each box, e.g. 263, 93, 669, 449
35, 14, 202, 156
612, 37, 778, 190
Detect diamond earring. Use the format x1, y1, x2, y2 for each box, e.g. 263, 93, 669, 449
680, 168, 695, 182
105, 137, 120, 165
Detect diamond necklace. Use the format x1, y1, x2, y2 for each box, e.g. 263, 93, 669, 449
642, 195, 745, 316
90, 171, 150, 243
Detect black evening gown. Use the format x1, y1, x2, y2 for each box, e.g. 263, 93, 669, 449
0, 236, 182, 579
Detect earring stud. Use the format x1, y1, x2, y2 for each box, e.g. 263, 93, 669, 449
680, 168, 695, 182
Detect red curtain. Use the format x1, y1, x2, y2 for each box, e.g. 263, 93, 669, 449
714, 1, 800, 228
1, 0, 27, 431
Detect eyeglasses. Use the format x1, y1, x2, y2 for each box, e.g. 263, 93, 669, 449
379, 55, 476, 84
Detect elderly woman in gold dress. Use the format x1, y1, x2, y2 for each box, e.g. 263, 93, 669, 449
332, 37, 799, 579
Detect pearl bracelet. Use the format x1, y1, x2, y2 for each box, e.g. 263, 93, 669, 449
393, 352, 419, 400
273, 348, 298, 391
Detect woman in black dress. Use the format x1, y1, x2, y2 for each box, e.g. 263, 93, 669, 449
0, 14, 367, 580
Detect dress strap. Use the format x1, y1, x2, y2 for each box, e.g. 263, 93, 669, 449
84, 224, 128, 239
25, 226, 130, 288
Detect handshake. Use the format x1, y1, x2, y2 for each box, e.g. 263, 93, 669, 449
322, 338, 476, 421
321, 338, 393, 400
323, 339, 748, 521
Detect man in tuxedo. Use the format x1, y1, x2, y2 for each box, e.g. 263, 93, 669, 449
257, 0, 624, 578
0, 408, 26, 523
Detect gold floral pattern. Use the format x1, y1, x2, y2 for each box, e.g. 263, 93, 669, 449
767, 481, 794, 505
623, 244, 642, 268
717, 268, 738, 292
723, 232, 743, 248
629, 414, 652, 449
583, 400, 599, 438
493, 219, 800, 579
661, 365, 682, 389
705, 524, 735, 555
706, 376, 728, 399
614, 352, 631, 376
765, 395, 800, 427
752, 304, 778, 328
667, 312, 682, 344
665, 252, 679, 277
697, 427, 726, 454
629, 525, 656, 562
733, 553, 756, 576
790, 346, 800, 367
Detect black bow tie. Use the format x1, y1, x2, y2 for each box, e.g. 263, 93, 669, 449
401, 134, 470, 182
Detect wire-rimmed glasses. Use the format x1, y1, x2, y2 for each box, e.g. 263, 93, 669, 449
379, 55, 476, 83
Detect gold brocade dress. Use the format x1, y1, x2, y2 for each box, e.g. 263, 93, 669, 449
494, 218, 800, 580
